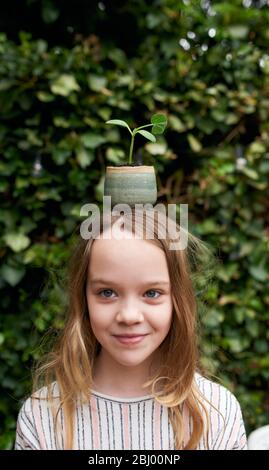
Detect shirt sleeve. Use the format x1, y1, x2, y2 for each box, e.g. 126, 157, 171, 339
14, 398, 41, 450
229, 397, 248, 450
214, 390, 248, 450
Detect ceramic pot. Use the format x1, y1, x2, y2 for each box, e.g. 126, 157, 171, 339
104, 165, 157, 207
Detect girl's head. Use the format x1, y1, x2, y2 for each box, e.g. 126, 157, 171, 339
33, 207, 215, 449
86, 227, 173, 371
71, 208, 200, 389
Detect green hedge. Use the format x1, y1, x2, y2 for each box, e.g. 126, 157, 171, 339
1, 0, 269, 449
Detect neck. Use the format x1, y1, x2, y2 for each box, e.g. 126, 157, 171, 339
92, 350, 160, 398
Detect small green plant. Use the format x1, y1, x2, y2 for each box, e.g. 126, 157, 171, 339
106, 113, 167, 165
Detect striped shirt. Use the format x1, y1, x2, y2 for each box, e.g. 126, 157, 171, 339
14, 373, 248, 450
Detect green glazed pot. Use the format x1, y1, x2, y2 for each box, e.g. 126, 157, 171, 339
104, 165, 157, 207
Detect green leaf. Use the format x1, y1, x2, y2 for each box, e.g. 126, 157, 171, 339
106, 148, 125, 164
137, 130, 156, 142
76, 148, 94, 168
260, 356, 269, 368
0, 79, 15, 91
35, 188, 61, 201
217, 263, 238, 282
151, 114, 167, 134
169, 115, 186, 132
226, 338, 245, 353
203, 308, 224, 328
211, 109, 226, 122
3, 232, 31, 252
88, 74, 108, 92
260, 161, 269, 173
52, 148, 71, 165
0, 333, 5, 346
1, 265, 26, 286
107, 48, 127, 66
249, 142, 266, 154
187, 134, 202, 152
105, 120, 131, 133
254, 340, 268, 354
53, 116, 70, 128
225, 113, 239, 125
97, 107, 111, 121
249, 265, 268, 282
81, 133, 106, 149
50, 75, 80, 97
246, 319, 259, 338
240, 167, 259, 180
146, 13, 163, 29
36, 91, 55, 102
227, 25, 249, 39
145, 142, 167, 155
151, 114, 167, 125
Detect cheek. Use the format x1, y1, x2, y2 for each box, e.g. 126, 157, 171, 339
89, 313, 110, 344
159, 316, 173, 335
87, 296, 112, 331
151, 303, 173, 333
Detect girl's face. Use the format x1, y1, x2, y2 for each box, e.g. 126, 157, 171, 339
86, 232, 173, 369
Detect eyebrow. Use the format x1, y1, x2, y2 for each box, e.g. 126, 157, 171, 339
90, 279, 170, 286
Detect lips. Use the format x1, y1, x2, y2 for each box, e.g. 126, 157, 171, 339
113, 334, 148, 345
114, 334, 147, 338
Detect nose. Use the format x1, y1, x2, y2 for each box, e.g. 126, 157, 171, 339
116, 300, 144, 324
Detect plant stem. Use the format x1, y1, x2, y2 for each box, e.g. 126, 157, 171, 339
129, 133, 135, 164
135, 124, 153, 131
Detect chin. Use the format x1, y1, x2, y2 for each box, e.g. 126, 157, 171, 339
114, 354, 151, 367
118, 361, 146, 368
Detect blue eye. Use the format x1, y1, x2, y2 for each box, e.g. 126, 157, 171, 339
97, 289, 161, 299
98, 289, 115, 298
145, 290, 161, 299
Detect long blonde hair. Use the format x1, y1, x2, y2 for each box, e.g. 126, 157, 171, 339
32, 207, 219, 449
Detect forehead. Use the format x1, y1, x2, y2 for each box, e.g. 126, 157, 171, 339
88, 237, 169, 281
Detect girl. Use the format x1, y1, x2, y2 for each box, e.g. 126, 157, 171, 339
14, 208, 248, 450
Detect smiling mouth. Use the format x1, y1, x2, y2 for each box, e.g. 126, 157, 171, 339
113, 334, 148, 338
113, 334, 148, 345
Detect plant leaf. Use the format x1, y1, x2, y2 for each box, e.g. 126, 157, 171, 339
81, 133, 106, 149
105, 120, 130, 131
88, 74, 107, 92
187, 134, 202, 152
249, 264, 268, 282
76, 148, 94, 168
151, 113, 167, 134
50, 74, 80, 97
145, 142, 167, 155
227, 25, 249, 39
4, 232, 31, 252
151, 114, 167, 125
1, 265, 26, 286
137, 130, 156, 142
